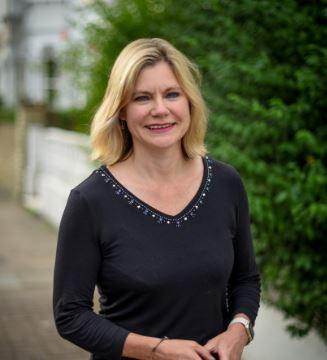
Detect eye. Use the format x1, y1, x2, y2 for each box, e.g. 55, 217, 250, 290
166, 92, 180, 99
134, 95, 150, 102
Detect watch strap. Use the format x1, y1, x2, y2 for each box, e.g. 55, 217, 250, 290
229, 317, 253, 344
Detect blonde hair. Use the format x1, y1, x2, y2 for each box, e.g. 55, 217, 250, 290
90, 38, 208, 165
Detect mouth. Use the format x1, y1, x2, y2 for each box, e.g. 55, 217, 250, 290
144, 122, 176, 132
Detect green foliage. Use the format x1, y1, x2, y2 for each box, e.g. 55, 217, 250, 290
0, 105, 15, 123
54, 107, 93, 134
64, 0, 327, 341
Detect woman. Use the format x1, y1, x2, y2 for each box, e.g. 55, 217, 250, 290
53, 38, 261, 360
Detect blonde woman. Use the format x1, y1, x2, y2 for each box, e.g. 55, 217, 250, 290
53, 38, 261, 360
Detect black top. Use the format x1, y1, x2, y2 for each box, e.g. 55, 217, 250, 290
53, 156, 261, 360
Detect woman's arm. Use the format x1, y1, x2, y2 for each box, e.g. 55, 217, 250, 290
123, 333, 216, 360
122, 333, 160, 359
227, 173, 261, 325
204, 171, 261, 360
53, 189, 130, 359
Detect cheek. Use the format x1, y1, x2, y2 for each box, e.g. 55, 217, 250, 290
180, 102, 191, 123
126, 105, 148, 124
181, 99, 191, 116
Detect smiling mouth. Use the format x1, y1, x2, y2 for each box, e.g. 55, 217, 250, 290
145, 122, 176, 130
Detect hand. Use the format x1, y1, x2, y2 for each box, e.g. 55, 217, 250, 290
203, 324, 248, 360
152, 338, 216, 360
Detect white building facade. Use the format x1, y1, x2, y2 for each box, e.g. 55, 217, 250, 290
0, 0, 89, 109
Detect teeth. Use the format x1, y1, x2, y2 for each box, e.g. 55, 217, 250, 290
148, 124, 173, 129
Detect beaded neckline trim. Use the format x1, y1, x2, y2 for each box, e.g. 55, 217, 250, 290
95, 156, 213, 227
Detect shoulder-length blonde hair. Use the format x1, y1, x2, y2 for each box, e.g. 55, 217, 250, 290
90, 38, 208, 165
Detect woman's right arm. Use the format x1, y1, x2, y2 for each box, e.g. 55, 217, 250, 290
123, 333, 216, 360
53, 189, 130, 359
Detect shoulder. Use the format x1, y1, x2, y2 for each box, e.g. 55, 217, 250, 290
206, 156, 248, 203
208, 156, 243, 185
69, 165, 106, 205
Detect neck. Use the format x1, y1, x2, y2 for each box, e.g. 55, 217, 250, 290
127, 146, 190, 184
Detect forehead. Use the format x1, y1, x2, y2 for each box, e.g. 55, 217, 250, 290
134, 61, 180, 91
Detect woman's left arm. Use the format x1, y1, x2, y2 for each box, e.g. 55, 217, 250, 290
205, 170, 261, 360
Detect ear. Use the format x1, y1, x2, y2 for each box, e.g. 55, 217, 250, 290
119, 108, 126, 121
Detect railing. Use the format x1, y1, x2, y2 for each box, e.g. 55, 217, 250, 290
24, 124, 95, 227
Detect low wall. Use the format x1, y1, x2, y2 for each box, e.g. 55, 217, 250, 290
0, 123, 15, 196
24, 125, 96, 227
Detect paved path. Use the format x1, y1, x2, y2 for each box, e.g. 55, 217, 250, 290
0, 191, 89, 360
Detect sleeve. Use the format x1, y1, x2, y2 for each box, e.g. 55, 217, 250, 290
227, 173, 261, 326
53, 189, 130, 359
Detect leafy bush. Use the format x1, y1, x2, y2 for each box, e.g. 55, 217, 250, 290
53, 107, 92, 133
64, 0, 327, 341
0, 105, 15, 123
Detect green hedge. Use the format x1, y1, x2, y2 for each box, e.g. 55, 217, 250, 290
0, 106, 15, 123
63, 0, 327, 341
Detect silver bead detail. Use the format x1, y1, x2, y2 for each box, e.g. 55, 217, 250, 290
97, 156, 213, 227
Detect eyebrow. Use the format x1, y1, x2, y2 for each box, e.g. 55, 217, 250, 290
132, 86, 182, 96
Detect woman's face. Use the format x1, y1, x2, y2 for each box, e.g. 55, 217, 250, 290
121, 61, 191, 154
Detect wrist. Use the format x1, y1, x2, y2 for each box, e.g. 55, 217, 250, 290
228, 315, 254, 345
122, 333, 162, 360
150, 336, 169, 360
227, 323, 249, 345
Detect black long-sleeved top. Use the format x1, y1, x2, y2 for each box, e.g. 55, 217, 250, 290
53, 156, 261, 360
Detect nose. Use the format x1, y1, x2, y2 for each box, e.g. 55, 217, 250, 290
150, 96, 169, 117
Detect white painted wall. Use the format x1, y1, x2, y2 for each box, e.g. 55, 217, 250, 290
24, 124, 95, 226
0, 0, 19, 106
0, 0, 88, 109
244, 304, 327, 360
22, 0, 87, 109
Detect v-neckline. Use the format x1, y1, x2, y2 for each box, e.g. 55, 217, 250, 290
97, 156, 213, 226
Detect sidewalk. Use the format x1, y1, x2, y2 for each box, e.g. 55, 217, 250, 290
0, 191, 89, 360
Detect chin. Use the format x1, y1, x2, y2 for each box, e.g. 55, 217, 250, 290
147, 138, 182, 149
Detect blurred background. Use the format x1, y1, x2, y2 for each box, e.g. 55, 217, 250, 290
0, 0, 326, 359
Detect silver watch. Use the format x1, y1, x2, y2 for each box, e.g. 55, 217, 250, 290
229, 316, 254, 344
